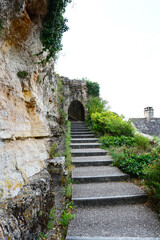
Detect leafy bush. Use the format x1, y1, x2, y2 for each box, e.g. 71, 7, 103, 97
90, 111, 134, 137
100, 135, 136, 148
134, 134, 151, 151
143, 159, 160, 199
86, 96, 108, 123
86, 80, 100, 97
111, 147, 159, 178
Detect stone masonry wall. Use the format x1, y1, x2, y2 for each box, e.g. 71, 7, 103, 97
62, 77, 88, 120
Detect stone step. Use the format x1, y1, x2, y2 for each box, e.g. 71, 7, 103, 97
66, 204, 160, 239
67, 238, 160, 240
71, 132, 93, 135
72, 182, 148, 206
67, 206, 160, 240
71, 148, 108, 157
72, 156, 113, 166
71, 138, 99, 143
71, 128, 90, 132
72, 166, 129, 183
71, 134, 95, 139
70, 143, 102, 149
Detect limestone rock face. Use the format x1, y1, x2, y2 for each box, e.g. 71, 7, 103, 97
0, 0, 62, 238
0, 0, 61, 200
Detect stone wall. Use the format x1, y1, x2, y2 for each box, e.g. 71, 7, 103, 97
62, 77, 88, 120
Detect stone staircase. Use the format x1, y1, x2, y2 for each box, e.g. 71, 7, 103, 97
66, 122, 160, 240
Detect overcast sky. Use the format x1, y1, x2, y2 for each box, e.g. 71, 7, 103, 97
55, 0, 160, 119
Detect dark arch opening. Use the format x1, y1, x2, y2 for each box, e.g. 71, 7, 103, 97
68, 100, 85, 121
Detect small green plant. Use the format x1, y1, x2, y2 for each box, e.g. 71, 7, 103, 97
50, 143, 60, 158
36, 232, 48, 240
64, 183, 72, 199
0, 18, 3, 37
47, 206, 57, 230
64, 121, 72, 168
39, 210, 43, 217
17, 71, 28, 79
59, 210, 75, 228
36, 75, 42, 84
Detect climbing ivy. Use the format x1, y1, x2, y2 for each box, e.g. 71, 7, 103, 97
86, 80, 100, 97
39, 0, 71, 63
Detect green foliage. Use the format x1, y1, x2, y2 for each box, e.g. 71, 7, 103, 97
39, 0, 71, 63
64, 182, 72, 199
0, 18, 3, 37
134, 134, 151, 151
86, 96, 108, 123
90, 111, 134, 137
86, 80, 100, 97
59, 210, 75, 227
111, 147, 159, 178
57, 77, 66, 125
143, 159, 160, 199
64, 121, 71, 168
17, 71, 28, 79
47, 206, 56, 230
36, 232, 48, 240
50, 143, 60, 158
100, 135, 136, 148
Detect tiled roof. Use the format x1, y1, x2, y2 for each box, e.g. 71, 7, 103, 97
129, 118, 160, 136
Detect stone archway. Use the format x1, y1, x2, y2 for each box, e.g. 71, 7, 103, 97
68, 100, 85, 121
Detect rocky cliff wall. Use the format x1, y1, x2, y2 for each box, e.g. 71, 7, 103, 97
0, 1, 62, 238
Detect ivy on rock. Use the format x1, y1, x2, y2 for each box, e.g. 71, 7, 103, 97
39, 0, 71, 63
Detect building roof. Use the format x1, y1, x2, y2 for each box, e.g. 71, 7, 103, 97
129, 118, 160, 136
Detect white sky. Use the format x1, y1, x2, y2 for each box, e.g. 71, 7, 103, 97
55, 0, 160, 119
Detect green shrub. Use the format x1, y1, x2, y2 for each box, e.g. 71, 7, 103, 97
100, 135, 136, 148
86, 96, 108, 123
86, 80, 100, 97
17, 71, 28, 79
143, 159, 160, 199
111, 147, 159, 178
134, 134, 151, 150
90, 111, 134, 137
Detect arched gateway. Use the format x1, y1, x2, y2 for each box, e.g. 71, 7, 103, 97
68, 100, 85, 121
61, 78, 88, 121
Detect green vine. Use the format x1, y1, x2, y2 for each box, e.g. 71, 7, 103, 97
86, 80, 100, 97
39, 0, 71, 63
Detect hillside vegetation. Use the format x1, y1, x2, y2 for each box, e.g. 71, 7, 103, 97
86, 94, 160, 217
